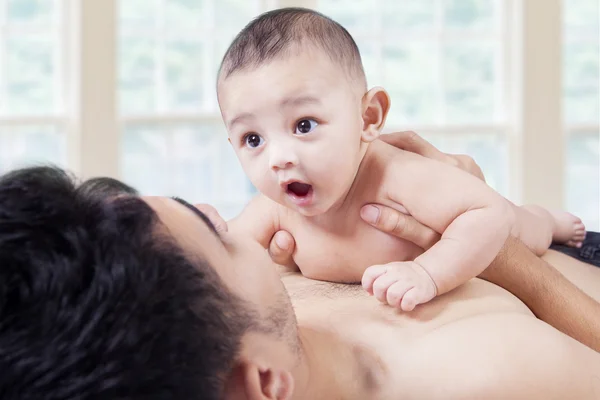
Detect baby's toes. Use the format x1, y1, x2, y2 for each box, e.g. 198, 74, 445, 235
573, 230, 586, 241
566, 240, 583, 248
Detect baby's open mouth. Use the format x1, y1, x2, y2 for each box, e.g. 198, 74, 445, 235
287, 182, 312, 197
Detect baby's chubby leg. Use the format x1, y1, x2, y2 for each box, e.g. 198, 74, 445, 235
512, 203, 586, 255
362, 261, 437, 311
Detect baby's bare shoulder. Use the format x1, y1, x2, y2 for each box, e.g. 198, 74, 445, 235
368, 140, 445, 181
367, 140, 500, 227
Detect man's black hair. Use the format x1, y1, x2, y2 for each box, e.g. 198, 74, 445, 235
0, 166, 251, 399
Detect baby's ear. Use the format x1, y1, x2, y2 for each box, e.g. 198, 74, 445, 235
360, 87, 390, 143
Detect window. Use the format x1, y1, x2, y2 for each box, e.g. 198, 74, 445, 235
563, 0, 599, 230
317, 0, 511, 196
0, 1, 597, 230
0, 0, 66, 173
118, 0, 264, 219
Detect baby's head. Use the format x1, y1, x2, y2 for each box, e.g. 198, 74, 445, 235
217, 8, 390, 216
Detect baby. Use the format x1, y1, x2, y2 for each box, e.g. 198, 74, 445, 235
217, 8, 586, 311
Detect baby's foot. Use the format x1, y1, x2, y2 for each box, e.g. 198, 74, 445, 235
550, 210, 586, 248
361, 261, 437, 312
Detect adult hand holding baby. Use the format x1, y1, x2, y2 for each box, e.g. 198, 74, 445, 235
267, 131, 487, 265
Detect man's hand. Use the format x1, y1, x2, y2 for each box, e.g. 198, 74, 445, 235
359, 204, 439, 251
268, 230, 297, 269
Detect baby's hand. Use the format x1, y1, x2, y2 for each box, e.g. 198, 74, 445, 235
361, 261, 438, 311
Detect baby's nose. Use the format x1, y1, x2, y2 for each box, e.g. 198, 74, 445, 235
269, 145, 299, 170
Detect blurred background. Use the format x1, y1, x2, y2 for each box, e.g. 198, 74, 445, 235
0, 0, 598, 229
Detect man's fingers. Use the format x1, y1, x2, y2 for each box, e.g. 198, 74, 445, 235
360, 204, 440, 250
379, 131, 448, 163
268, 230, 296, 266
455, 154, 486, 181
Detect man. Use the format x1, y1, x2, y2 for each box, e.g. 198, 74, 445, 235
0, 140, 599, 399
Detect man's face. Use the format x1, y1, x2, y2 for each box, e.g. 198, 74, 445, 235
218, 47, 366, 216
143, 197, 296, 336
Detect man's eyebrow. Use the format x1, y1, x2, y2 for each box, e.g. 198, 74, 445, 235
171, 197, 220, 237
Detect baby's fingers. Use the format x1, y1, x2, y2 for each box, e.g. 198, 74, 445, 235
386, 281, 415, 309
362, 264, 388, 295
372, 272, 403, 303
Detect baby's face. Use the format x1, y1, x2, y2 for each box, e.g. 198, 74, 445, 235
218, 48, 366, 216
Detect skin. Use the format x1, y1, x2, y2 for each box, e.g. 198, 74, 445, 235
219, 46, 585, 312
267, 130, 600, 353
146, 196, 600, 399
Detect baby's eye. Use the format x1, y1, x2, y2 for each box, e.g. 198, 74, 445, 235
295, 119, 318, 135
244, 133, 264, 148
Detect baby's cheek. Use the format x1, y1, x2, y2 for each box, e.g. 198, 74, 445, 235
247, 164, 280, 199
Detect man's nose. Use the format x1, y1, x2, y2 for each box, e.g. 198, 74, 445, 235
269, 142, 299, 171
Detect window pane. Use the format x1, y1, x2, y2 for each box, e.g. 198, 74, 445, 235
419, 132, 509, 196
121, 124, 252, 219
4, 35, 56, 115
564, 0, 599, 33
165, 0, 205, 32
563, 42, 600, 124
563, 0, 600, 125
443, 0, 494, 30
317, 0, 375, 34
383, 42, 438, 125
7, 0, 54, 25
443, 42, 495, 123
566, 132, 600, 231
215, 0, 261, 34
118, 36, 158, 114
319, 1, 504, 126
381, 0, 435, 31
354, 39, 381, 86
119, 0, 157, 28
164, 39, 204, 111
0, 126, 65, 173
119, 0, 260, 114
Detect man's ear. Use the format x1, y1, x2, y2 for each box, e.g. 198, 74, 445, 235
360, 87, 390, 143
224, 361, 294, 400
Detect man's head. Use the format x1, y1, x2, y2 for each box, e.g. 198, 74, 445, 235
0, 166, 298, 399
218, 7, 390, 216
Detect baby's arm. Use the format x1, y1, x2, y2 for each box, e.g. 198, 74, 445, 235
227, 194, 282, 250
228, 194, 300, 272
377, 152, 513, 309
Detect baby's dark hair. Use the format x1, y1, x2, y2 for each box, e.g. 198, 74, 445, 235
218, 7, 366, 87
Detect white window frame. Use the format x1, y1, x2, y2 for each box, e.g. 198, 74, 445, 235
14, 0, 589, 211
